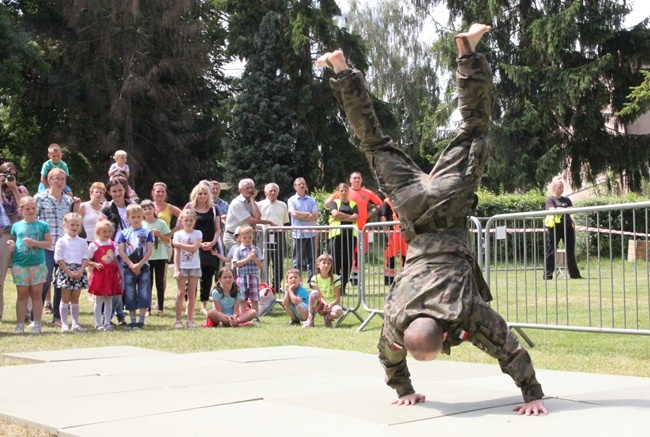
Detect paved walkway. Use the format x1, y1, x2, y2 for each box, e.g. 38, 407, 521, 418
1, 346, 649, 436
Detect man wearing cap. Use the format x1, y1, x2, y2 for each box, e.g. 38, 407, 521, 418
223, 178, 275, 253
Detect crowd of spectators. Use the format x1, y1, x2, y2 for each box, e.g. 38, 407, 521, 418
1, 147, 391, 333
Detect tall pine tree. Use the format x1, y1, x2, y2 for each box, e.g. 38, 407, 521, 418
3, 0, 229, 201
223, 12, 302, 193
222, 0, 370, 195
415, 0, 650, 192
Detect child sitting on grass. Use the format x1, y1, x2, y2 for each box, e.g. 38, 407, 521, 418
303, 253, 343, 328
207, 266, 256, 327
283, 268, 310, 325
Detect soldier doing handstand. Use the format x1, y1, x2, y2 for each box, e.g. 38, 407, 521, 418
317, 24, 547, 416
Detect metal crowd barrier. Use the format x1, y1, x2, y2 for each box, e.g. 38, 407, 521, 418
356, 219, 483, 332
483, 201, 650, 338
256, 219, 483, 331
257, 224, 364, 326
255, 202, 650, 338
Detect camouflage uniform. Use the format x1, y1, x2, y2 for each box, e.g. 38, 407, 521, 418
329, 52, 544, 403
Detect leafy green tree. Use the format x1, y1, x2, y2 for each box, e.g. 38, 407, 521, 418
221, 0, 371, 195
223, 12, 303, 193
344, 0, 440, 171
619, 69, 650, 119
0, 5, 46, 166
2, 0, 229, 202
414, 0, 650, 193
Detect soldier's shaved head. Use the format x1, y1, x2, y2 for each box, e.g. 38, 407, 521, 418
403, 317, 446, 361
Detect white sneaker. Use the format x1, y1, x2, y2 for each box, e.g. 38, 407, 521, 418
103, 324, 115, 331
95, 325, 104, 331
14, 324, 25, 334
61, 324, 70, 333
27, 321, 35, 329
72, 325, 84, 332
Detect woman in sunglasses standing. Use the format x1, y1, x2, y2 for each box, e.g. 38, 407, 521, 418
0, 162, 29, 322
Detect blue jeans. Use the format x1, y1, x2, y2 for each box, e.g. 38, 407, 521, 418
41, 249, 61, 322
123, 265, 151, 311
112, 296, 125, 321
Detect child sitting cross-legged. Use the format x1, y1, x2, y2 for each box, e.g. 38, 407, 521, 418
206, 266, 256, 327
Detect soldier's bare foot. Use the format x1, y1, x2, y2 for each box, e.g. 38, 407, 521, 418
455, 23, 491, 56
316, 50, 348, 74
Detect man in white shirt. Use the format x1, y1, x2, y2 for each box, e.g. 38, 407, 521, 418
258, 183, 290, 291
223, 179, 275, 252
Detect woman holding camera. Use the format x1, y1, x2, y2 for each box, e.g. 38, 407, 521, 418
0, 162, 29, 322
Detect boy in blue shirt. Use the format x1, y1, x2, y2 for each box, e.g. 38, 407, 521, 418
38, 143, 73, 196
118, 204, 153, 330
282, 268, 310, 325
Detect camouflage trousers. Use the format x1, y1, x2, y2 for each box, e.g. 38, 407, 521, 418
454, 296, 543, 403
329, 53, 493, 239
329, 53, 495, 326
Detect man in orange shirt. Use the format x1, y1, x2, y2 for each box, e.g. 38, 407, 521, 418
326, 172, 382, 286
326, 172, 382, 231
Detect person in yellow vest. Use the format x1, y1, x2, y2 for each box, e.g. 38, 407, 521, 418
325, 172, 382, 284
326, 183, 358, 296
544, 178, 582, 279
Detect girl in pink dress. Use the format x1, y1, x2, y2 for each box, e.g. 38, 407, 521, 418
88, 220, 122, 330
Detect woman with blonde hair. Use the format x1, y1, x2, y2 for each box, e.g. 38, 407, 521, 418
544, 178, 582, 280
186, 182, 222, 314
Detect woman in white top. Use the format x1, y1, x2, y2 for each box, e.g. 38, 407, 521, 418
78, 182, 105, 301
79, 182, 106, 243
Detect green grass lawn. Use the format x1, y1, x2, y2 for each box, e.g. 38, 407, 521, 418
485, 258, 650, 331
1, 266, 649, 435
1, 265, 648, 375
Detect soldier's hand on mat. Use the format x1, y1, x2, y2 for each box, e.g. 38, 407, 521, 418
513, 399, 548, 416
392, 393, 425, 406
